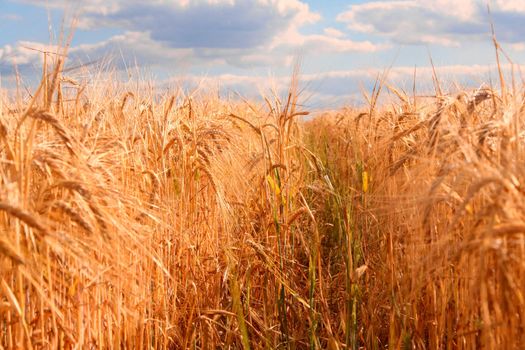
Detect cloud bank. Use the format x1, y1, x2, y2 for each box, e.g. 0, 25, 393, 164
2, 0, 524, 107
337, 0, 525, 46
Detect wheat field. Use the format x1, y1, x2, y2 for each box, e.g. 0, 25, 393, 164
0, 47, 524, 349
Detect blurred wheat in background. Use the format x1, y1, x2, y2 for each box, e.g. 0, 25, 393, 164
1, 36, 525, 349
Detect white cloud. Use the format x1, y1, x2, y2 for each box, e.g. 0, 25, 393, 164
271, 25, 389, 54
164, 63, 520, 110
337, 0, 525, 46
70, 31, 195, 66
427, 0, 478, 21
494, 0, 525, 13
10, 0, 387, 71
21, 0, 321, 49
71, 31, 296, 69
0, 42, 63, 75
323, 27, 345, 39
101, 1, 315, 49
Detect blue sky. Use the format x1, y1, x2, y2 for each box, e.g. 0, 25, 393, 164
1, 0, 524, 108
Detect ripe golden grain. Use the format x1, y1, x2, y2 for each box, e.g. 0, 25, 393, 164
1, 42, 524, 349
